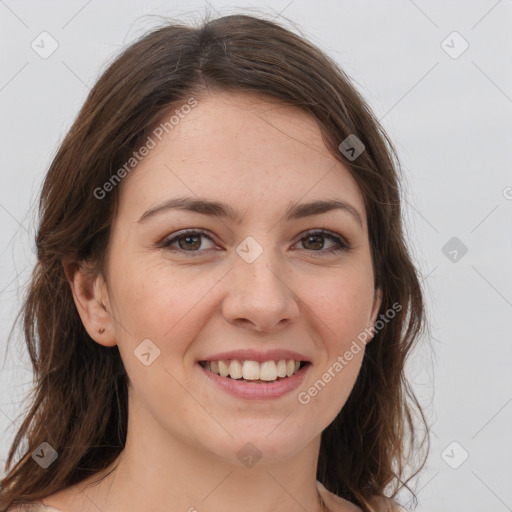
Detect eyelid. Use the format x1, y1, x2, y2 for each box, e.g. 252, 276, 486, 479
300, 228, 350, 248
158, 228, 216, 254
159, 228, 351, 254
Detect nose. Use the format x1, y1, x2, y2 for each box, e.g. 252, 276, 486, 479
221, 243, 300, 333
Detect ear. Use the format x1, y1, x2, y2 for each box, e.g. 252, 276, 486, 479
62, 258, 117, 347
367, 288, 383, 343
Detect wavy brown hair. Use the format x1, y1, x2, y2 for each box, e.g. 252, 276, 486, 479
0, 12, 429, 512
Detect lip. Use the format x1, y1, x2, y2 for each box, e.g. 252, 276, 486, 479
198, 361, 311, 400
197, 349, 311, 363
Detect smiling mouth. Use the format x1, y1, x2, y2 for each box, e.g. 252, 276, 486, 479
199, 359, 310, 383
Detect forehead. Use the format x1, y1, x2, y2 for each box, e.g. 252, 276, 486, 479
118, 91, 366, 224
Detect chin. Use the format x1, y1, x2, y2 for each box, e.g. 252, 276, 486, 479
201, 423, 316, 468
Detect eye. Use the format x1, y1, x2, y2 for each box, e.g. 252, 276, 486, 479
160, 228, 350, 257
159, 229, 217, 255
294, 229, 350, 255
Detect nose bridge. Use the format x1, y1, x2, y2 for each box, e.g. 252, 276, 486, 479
236, 235, 287, 296
222, 235, 299, 331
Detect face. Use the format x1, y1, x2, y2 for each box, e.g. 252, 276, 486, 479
85, 91, 381, 466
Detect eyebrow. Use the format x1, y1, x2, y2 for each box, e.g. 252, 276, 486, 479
137, 196, 363, 227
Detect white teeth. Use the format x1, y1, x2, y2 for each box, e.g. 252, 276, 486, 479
276, 359, 287, 378
203, 358, 304, 380
260, 361, 277, 381
286, 360, 295, 377
228, 360, 243, 380
242, 360, 260, 380
218, 360, 230, 378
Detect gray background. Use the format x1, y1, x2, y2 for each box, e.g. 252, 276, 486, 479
1, 1, 511, 510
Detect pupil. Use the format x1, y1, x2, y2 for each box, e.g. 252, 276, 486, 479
180, 235, 200, 250
305, 235, 323, 250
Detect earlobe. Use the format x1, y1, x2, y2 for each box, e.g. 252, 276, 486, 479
62, 258, 117, 347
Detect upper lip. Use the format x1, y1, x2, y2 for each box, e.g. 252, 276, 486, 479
198, 349, 311, 363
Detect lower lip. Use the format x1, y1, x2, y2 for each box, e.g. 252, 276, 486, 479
198, 363, 310, 400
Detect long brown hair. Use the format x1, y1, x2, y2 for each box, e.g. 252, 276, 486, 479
0, 12, 428, 512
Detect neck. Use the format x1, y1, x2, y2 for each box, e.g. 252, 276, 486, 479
75, 399, 326, 512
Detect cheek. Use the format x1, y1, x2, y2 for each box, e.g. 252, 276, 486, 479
106, 257, 222, 384
307, 268, 376, 345
306, 352, 364, 432
107, 256, 204, 338
297, 269, 373, 418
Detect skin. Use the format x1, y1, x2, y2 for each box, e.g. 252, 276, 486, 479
56, 91, 381, 512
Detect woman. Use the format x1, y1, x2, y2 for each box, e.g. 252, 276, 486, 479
1, 13, 428, 512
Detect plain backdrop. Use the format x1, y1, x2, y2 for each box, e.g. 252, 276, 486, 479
1, 1, 511, 511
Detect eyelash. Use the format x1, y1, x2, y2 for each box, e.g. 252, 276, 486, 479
159, 228, 351, 257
